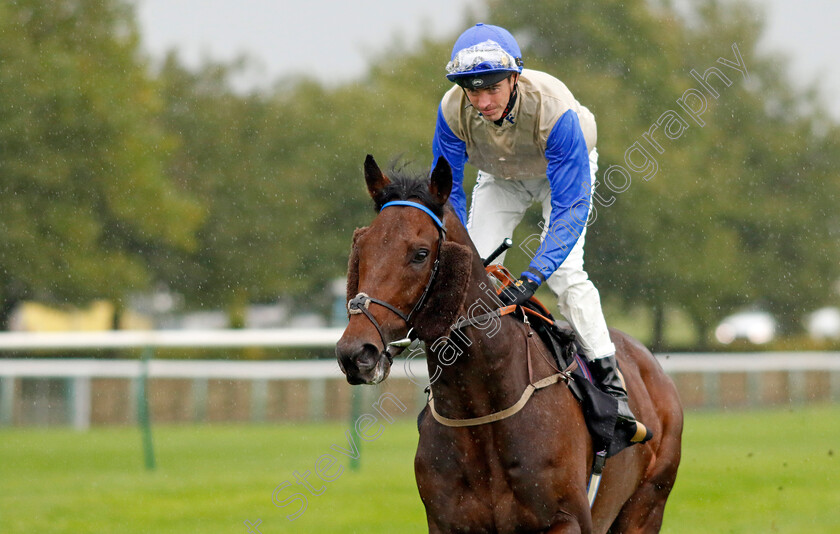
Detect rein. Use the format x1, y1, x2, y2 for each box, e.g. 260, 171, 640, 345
348, 203, 575, 427
427, 310, 578, 427
347, 200, 446, 359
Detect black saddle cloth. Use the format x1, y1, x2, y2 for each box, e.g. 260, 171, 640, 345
519, 301, 638, 458
416, 298, 641, 458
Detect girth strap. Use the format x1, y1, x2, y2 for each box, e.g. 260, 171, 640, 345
427, 314, 578, 428
427, 369, 574, 427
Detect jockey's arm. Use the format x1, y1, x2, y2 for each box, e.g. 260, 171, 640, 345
522, 110, 592, 285
431, 104, 468, 226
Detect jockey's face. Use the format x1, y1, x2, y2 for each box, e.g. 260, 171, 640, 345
464, 74, 517, 122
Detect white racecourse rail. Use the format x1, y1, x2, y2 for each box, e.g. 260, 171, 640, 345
1, 328, 839, 377
1, 329, 839, 429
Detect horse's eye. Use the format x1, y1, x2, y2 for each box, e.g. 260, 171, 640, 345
412, 249, 430, 264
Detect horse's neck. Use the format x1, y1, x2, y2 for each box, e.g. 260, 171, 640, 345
425, 249, 534, 419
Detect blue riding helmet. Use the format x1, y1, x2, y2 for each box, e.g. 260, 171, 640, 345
446, 23, 523, 89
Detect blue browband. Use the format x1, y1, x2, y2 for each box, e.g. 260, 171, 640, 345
380, 200, 446, 231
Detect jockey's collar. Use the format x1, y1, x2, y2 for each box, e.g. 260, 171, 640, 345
494, 84, 518, 126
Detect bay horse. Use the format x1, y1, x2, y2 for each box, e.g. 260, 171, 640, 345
336, 155, 683, 533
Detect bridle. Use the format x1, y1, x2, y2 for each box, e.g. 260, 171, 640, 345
347, 200, 446, 361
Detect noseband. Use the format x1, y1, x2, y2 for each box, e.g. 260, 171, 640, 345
347, 200, 446, 360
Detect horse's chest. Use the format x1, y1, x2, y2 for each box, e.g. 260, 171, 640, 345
416, 424, 579, 532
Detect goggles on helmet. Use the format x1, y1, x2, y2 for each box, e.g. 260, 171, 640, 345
445, 40, 521, 86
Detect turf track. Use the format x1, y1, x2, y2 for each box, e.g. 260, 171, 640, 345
1, 405, 838, 533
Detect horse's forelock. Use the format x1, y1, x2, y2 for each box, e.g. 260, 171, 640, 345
374, 173, 445, 219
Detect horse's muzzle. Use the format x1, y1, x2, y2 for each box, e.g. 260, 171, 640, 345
336, 339, 392, 385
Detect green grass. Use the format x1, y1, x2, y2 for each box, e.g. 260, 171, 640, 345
1, 405, 839, 533
667, 405, 840, 533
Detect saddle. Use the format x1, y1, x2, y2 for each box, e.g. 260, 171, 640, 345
486, 265, 638, 458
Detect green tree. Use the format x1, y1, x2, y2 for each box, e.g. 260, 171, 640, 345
209, 38, 457, 319
153, 57, 305, 325
0, 0, 202, 329
489, 0, 840, 347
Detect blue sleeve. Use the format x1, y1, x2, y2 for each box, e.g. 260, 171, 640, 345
431, 104, 468, 226
522, 110, 591, 284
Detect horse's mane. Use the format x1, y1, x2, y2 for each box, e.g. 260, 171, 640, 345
372, 166, 445, 218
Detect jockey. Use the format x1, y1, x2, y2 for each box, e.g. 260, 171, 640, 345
432, 23, 649, 441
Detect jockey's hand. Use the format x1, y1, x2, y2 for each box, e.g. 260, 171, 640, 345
498, 276, 540, 307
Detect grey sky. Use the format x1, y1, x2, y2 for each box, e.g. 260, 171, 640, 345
135, 0, 840, 118
135, 0, 483, 89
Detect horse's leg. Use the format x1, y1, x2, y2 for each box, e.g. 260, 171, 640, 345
608, 475, 677, 533
545, 524, 583, 534
602, 331, 683, 533
543, 507, 591, 534
608, 426, 681, 533
544, 518, 585, 534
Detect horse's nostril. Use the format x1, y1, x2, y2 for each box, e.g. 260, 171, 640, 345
337, 339, 385, 385
337, 339, 380, 370
355, 343, 381, 370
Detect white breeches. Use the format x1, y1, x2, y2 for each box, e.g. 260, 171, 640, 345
466, 148, 616, 360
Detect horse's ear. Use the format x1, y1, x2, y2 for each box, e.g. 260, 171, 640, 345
428, 156, 452, 205
413, 241, 472, 340
364, 155, 390, 200
346, 227, 369, 310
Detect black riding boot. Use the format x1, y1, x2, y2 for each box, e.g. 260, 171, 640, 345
589, 355, 652, 443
